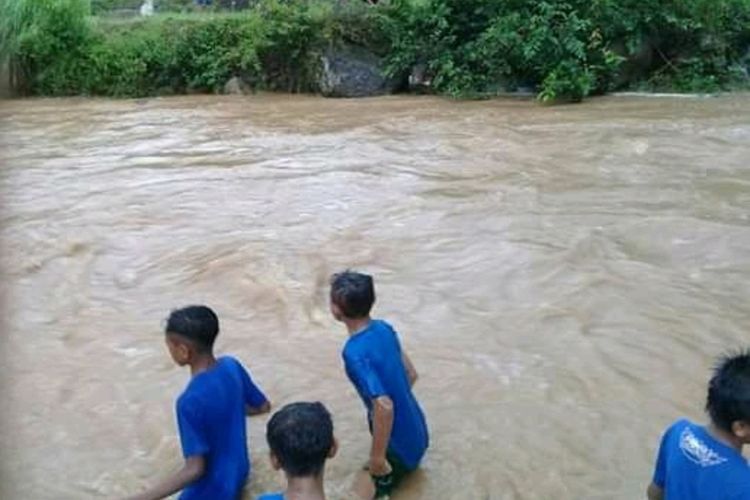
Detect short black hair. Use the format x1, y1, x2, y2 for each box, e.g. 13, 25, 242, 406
706, 350, 750, 432
267, 402, 334, 477
330, 270, 375, 319
165, 305, 219, 352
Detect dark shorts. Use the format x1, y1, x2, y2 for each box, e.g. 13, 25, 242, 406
370, 452, 413, 498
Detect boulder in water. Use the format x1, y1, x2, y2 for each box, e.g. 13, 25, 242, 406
408, 63, 432, 93
223, 76, 252, 95
318, 44, 400, 98
740, 46, 750, 81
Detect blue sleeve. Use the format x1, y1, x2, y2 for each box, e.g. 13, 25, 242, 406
347, 355, 386, 399
241, 366, 268, 408
385, 322, 403, 354
652, 425, 672, 488
177, 397, 209, 458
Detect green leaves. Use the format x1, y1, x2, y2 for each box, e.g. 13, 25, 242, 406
4, 0, 749, 100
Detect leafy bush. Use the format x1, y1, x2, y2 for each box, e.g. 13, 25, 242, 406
2, 0, 749, 101
0, 0, 92, 93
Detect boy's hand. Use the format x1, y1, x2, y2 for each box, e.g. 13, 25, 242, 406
368, 456, 392, 477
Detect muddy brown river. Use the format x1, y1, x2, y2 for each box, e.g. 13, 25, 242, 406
1, 94, 749, 499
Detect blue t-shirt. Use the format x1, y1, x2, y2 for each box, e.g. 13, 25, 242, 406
342, 319, 429, 469
256, 494, 284, 500
177, 356, 268, 500
652, 419, 750, 500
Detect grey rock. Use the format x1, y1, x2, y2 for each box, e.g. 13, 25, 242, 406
318, 45, 399, 98
223, 76, 251, 95
742, 46, 750, 79
408, 63, 432, 92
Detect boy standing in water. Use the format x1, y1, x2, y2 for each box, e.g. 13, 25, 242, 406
648, 351, 750, 500
257, 402, 338, 500
128, 305, 271, 500
330, 271, 429, 499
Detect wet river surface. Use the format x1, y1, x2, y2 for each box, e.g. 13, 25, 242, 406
1, 94, 749, 499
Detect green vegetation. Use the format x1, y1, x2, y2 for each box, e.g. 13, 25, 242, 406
2, 0, 749, 102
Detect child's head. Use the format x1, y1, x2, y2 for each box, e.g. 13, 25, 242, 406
329, 270, 375, 321
164, 305, 219, 366
706, 350, 750, 441
267, 402, 337, 479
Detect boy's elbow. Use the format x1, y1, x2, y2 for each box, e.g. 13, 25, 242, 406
246, 400, 271, 416
647, 482, 663, 500
185, 456, 206, 482
374, 396, 394, 414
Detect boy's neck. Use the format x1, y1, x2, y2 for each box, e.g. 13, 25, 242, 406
345, 316, 372, 336
707, 422, 744, 452
189, 352, 217, 377
284, 474, 326, 500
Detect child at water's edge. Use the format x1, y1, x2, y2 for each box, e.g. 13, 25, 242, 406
126, 305, 271, 500
257, 402, 337, 500
330, 271, 429, 499
647, 351, 750, 500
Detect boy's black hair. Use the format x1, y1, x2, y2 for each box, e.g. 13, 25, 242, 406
267, 402, 334, 477
165, 305, 219, 353
330, 270, 375, 319
706, 350, 750, 432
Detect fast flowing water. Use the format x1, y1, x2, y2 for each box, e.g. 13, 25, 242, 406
1, 94, 749, 500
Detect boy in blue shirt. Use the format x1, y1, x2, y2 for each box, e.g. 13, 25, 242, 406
128, 305, 271, 500
329, 271, 429, 499
257, 402, 337, 500
648, 351, 750, 500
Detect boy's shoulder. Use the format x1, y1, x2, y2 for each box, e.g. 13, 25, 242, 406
343, 320, 398, 353
664, 418, 693, 435
177, 356, 244, 403
659, 418, 699, 451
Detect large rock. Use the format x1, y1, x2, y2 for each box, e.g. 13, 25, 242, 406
318, 45, 399, 98
741, 46, 750, 81
408, 63, 432, 93
223, 76, 251, 95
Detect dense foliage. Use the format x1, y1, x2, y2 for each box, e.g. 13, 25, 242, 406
2, 0, 749, 101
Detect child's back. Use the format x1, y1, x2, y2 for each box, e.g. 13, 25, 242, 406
652, 418, 750, 499
177, 355, 267, 498
343, 319, 428, 468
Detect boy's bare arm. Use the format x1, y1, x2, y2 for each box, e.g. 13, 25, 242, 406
246, 400, 271, 416
125, 455, 205, 500
402, 351, 418, 387
369, 396, 394, 476
647, 482, 664, 500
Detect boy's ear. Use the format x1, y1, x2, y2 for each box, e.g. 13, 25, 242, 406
328, 437, 339, 459
177, 342, 191, 363
270, 451, 282, 471
732, 420, 750, 441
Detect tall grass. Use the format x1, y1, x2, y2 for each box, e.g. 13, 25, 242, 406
0, 0, 91, 93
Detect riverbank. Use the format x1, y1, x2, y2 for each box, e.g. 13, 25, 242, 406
2, 0, 749, 102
